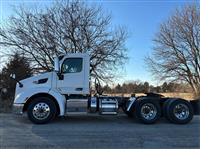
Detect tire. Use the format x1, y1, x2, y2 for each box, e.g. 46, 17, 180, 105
27, 97, 57, 124
134, 99, 161, 124
167, 99, 194, 124
163, 99, 173, 121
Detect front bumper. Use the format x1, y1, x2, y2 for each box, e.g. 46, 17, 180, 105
12, 103, 24, 115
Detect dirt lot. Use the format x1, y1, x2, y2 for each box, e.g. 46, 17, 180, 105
0, 113, 200, 149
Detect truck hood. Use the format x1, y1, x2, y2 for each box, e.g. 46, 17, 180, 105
15, 72, 53, 97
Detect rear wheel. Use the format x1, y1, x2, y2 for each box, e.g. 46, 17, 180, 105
163, 99, 173, 121
27, 97, 57, 124
134, 99, 161, 124
166, 99, 193, 124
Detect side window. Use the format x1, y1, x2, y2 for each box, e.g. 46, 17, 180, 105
62, 58, 83, 73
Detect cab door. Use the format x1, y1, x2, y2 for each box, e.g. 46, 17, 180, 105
56, 57, 84, 94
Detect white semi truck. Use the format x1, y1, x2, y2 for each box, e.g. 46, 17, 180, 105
12, 53, 195, 124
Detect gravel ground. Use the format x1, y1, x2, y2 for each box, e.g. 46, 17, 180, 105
0, 113, 200, 149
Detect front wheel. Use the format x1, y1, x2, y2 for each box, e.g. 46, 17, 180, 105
27, 97, 57, 124
134, 99, 161, 124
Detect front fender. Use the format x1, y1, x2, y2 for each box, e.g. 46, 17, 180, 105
14, 87, 66, 116
14, 87, 51, 104
48, 89, 66, 116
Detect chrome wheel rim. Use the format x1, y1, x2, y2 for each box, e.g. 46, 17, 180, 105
141, 103, 157, 120
173, 103, 189, 120
32, 102, 50, 120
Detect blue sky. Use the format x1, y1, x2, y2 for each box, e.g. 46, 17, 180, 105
0, 0, 198, 85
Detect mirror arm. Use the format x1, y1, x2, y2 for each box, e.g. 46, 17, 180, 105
18, 81, 23, 88
10, 78, 23, 88
56, 72, 64, 80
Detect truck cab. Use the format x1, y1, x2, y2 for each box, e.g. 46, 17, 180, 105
12, 53, 194, 125
55, 53, 90, 95
14, 53, 90, 97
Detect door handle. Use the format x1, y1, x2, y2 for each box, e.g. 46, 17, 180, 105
75, 88, 83, 91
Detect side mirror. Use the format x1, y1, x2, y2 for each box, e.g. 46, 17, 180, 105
10, 73, 16, 79
9, 73, 23, 88
54, 56, 60, 72
54, 55, 64, 80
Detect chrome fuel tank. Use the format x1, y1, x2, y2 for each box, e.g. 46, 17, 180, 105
99, 97, 118, 115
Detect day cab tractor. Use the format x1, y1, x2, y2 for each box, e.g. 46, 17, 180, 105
12, 53, 197, 124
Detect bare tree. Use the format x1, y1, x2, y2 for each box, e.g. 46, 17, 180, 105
146, 4, 200, 97
0, 1, 127, 82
